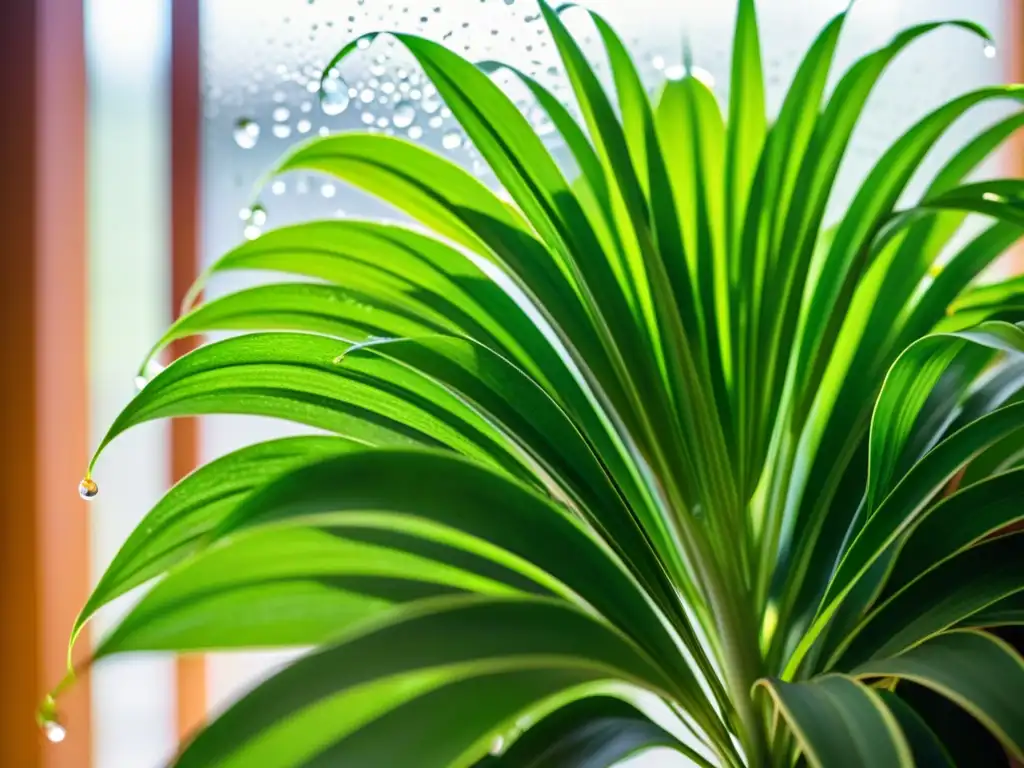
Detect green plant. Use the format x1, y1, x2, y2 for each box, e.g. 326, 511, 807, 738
44, 1, 1024, 765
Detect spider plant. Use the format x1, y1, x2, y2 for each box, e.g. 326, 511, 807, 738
44, 1, 1024, 765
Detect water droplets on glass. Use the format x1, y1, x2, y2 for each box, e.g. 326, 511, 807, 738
232, 118, 260, 149
78, 477, 98, 500
321, 73, 351, 116
442, 130, 463, 150
393, 101, 415, 128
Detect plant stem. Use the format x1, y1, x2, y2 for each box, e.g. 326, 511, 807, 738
706, 566, 768, 767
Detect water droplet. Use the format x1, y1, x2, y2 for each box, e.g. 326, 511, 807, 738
442, 130, 463, 150
238, 206, 252, 220
421, 92, 441, 114
381, 81, 396, 95
490, 735, 506, 755
243, 224, 262, 240
299, 100, 312, 113
665, 64, 685, 80
359, 88, 375, 103
428, 115, 443, 129
272, 89, 287, 103
232, 118, 260, 149
321, 182, 336, 198
272, 123, 292, 138
361, 112, 376, 125
408, 125, 424, 140
133, 375, 149, 391
651, 54, 665, 71
983, 43, 997, 59
393, 101, 415, 128
271, 180, 287, 195
320, 75, 351, 116
249, 204, 268, 227
376, 116, 390, 128
306, 80, 320, 93
78, 477, 98, 500
273, 106, 290, 122
43, 719, 66, 744
690, 66, 716, 87
318, 126, 330, 137
357, 38, 371, 50
297, 118, 312, 133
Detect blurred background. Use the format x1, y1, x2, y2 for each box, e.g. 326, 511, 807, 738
1, 0, 1021, 766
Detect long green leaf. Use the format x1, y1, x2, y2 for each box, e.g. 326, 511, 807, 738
175, 596, 674, 767
73, 436, 359, 650
755, 675, 911, 767
852, 629, 1024, 761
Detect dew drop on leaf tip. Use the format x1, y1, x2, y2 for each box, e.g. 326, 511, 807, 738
78, 476, 98, 500
43, 719, 66, 744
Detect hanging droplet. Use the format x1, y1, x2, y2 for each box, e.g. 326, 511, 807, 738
441, 130, 463, 150
249, 204, 268, 227
232, 118, 261, 149
78, 477, 98, 500
134, 359, 165, 391
320, 74, 351, 116
983, 43, 997, 59
43, 719, 66, 744
392, 101, 415, 128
